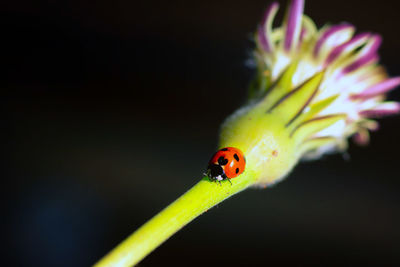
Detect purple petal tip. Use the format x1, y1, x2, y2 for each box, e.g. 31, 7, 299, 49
284, 0, 304, 52
260, 2, 279, 25
359, 103, 400, 118
341, 34, 382, 74
353, 131, 370, 146
342, 55, 379, 74
325, 33, 371, 66
257, 2, 280, 52
352, 77, 400, 99
313, 24, 354, 57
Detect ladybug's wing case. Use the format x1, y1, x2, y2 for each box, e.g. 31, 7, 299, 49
222, 148, 245, 178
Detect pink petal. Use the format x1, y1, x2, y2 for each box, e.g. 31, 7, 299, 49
352, 77, 400, 99
342, 54, 379, 74
313, 24, 354, 57
353, 130, 370, 146
325, 33, 370, 66
284, 0, 304, 52
257, 2, 280, 53
359, 102, 400, 117
342, 34, 382, 74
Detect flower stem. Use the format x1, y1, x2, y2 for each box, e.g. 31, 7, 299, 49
94, 172, 258, 267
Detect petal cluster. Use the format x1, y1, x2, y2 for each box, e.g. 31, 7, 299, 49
254, 0, 400, 158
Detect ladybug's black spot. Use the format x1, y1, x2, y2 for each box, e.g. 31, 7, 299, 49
218, 156, 228, 166
235, 168, 239, 174
233, 153, 239, 161
221, 148, 228, 151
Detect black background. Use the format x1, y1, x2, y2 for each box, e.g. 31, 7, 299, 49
2, 0, 400, 266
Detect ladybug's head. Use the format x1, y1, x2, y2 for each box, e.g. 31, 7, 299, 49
206, 163, 226, 182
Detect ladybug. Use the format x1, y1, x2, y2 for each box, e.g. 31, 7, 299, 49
206, 147, 246, 184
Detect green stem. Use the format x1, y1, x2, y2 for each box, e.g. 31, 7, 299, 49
94, 172, 257, 267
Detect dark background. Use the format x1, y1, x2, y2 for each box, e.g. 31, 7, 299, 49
2, 0, 400, 266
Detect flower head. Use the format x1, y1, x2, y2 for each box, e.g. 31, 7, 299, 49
253, 0, 400, 159
220, 0, 400, 185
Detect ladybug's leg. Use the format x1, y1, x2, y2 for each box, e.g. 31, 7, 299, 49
226, 178, 232, 185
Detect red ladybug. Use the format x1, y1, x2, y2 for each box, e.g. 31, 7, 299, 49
206, 147, 246, 184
